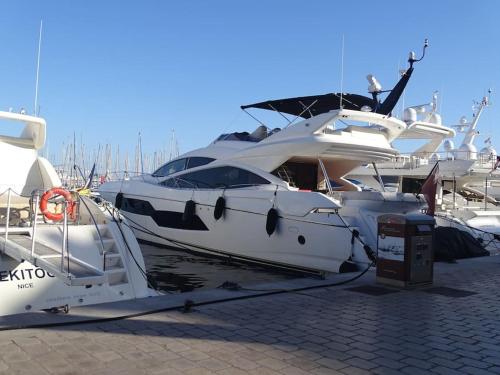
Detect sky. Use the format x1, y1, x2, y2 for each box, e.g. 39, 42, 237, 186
0, 1, 499, 169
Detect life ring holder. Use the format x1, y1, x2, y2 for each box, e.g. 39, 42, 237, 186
39, 187, 76, 222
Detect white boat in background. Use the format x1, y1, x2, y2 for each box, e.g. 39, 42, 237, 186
348, 92, 500, 236
99, 42, 435, 274
350, 92, 499, 193
0, 110, 155, 316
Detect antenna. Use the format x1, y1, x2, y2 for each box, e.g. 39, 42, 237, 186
34, 20, 43, 116
408, 38, 429, 68
339, 34, 345, 109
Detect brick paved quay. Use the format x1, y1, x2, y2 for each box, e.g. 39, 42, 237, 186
2, 256, 500, 375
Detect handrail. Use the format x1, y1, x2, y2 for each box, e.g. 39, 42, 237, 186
78, 195, 107, 271
4, 189, 11, 244
392, 150, 497, 163
61, 201, 68, 274
0, 187, 110, 276
378, 149, 498, 172
31, 191, 40, 257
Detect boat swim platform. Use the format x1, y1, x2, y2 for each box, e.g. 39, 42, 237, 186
1, 254, 499, 331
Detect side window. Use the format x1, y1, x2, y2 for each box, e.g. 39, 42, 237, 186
160, 177, 198, 189
179, 169, 216, 188
217, 167, 270, 188
187, 157, 215, 169
177, 166, 270, 189
153, 158, 187, 177
161, 178, 177, 188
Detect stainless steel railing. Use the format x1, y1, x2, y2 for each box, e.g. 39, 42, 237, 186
0, 187, 110, 276
387, 150, 499, 170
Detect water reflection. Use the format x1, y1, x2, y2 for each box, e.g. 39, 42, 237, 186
140, 242, 302, 293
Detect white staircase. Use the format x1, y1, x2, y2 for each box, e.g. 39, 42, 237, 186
98, 225, 129, 286
0, 233, 106, 286
0, 222, 131, 287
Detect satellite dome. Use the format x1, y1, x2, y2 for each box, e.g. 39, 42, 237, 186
457, 143, 477, 160
428, 113, 442, 125
480, 145, 497, 160
403, 108, 417, 123
443, 139, 454, 152
430, 153, 441, 161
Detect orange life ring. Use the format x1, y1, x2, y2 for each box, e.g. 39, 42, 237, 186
39, 188, 76, 222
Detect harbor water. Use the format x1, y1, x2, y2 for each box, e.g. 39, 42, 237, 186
140, 242, 303, 293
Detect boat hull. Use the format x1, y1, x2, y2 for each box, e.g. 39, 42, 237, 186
0, 255, 131, 316
100, 184, 360, 273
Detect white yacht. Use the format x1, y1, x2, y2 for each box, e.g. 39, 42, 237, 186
0, 110, 154, 316
99, 45, 434, 273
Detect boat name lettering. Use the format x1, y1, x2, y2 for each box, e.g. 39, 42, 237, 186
18, 283, 34, 289
0, 268, 56, 282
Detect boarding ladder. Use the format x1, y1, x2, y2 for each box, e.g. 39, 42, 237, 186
0, 189, 129, 287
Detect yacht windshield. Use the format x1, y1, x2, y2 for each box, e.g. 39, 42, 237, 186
152, 157, 215, 177
215, 126, 281, 143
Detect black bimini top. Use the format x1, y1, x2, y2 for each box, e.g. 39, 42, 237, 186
241, 67, 414, 119
241, 93, 375, 119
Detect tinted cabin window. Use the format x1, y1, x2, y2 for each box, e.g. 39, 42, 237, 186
162, 177, 198, 189
187, 157, 215, 169
167, 166, 270, 189
153, 158, 187, 177
272, 161, 318, 190
162, 178, 177, 188
401, 177, 424, 194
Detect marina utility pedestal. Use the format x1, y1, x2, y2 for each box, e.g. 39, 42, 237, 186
376, 214, 435, 287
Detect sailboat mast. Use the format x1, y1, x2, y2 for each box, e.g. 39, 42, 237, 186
139, 132, 144, 174
34, 20, 43, 116
115, 145, 120, 178
125, 150, 129, 178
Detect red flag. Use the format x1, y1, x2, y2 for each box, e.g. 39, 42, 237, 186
420, 162, 440, 216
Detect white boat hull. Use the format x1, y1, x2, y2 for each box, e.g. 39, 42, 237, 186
0, 255, 133, 316
101, 184, 362, 273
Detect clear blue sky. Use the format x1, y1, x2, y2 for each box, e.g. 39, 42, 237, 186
0, 1, 499, 165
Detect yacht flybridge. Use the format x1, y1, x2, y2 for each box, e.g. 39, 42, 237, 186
99, 42, 432, 274
0, 111, 153, 316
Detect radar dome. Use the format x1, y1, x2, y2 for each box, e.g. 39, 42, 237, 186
430, 153, 441, 161
403, 108, 417, 123
443, 139, 454, 152
457, 143, 477, 160
428, 113, 442, 125
367, 74, 382, 93
480, 145, 497, 160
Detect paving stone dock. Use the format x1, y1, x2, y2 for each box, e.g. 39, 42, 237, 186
2, 256, 500, 374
